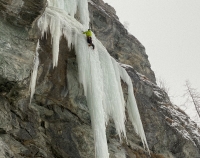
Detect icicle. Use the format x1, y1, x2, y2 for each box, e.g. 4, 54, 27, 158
51, 16, 61, 68
29, 40, 40, 103
116, 62, 150, 152
97, 40, 126, 140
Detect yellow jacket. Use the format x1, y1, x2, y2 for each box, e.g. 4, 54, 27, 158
83, 30, 92, 37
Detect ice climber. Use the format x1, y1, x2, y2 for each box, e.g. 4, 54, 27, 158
83, 29, 95, 49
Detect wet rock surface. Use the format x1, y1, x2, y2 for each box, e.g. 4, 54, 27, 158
0, 0, 200, 158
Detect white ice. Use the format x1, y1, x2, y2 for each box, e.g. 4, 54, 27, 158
39, 0, 89, 68
29, 40, 40, 103
36, 0, 149, 157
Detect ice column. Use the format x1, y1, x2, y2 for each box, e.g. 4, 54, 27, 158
75, 36, 110, 157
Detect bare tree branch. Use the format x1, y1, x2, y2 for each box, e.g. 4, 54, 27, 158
184, 80, 200, 118
157, 77, 170, 94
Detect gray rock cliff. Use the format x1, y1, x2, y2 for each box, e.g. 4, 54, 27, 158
89, 0, 156, 84
0, 0, 200, 158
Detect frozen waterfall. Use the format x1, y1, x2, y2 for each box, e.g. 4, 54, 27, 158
29, 0, 150, 157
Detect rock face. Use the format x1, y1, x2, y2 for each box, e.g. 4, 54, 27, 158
0, 0, 46, 27
88, 0, 156, 84
127, 70, 200, 158
0, 0, 200, 158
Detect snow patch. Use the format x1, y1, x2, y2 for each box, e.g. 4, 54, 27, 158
120, 63, 133, 69
153, 91, 163, 99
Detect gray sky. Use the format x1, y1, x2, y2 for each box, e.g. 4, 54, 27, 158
103, 0, 200, 107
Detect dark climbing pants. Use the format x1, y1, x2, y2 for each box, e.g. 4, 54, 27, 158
87, 37, 92, 44
87, 37, 95, 49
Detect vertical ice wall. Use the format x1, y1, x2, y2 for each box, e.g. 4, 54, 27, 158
47, 0, 89, 28
76, 38, 110, 157
33, 0, 150, 157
